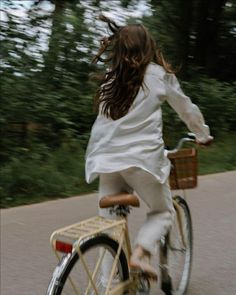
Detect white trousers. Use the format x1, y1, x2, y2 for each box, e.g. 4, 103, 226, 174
99, 167, 174, 255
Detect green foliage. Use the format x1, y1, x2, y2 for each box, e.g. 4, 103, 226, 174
0, 142, 97, 208
0, 0, 97, 162
162, 75, 236, 144
181, 75, 236, 135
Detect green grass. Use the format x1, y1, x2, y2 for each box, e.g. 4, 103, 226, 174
198, 133, 236, 175
1, 133, 235, 208
0, 144, 98, 208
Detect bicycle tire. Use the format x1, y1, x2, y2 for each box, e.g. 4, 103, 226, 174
161, 196, 193, 295
46, 234, 129, 295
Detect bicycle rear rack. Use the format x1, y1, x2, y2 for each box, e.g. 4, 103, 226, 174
49, 216, 133, 295
50, 216, 126, 253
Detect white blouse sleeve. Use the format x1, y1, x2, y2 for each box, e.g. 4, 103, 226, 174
164, 73, 212, 143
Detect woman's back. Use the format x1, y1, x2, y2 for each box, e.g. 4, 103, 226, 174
86, 63, 170, 184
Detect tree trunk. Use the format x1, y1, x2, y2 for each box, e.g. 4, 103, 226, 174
194, 0, 227, 71
42, 0, 65, 78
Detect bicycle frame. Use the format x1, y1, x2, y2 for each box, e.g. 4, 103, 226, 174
48, 134, 195, 295
49, 197, 185, 295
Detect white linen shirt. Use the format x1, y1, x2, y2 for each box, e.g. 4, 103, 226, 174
85, 63, 211, 184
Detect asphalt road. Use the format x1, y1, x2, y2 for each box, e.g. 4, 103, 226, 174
1, 170, 236, 295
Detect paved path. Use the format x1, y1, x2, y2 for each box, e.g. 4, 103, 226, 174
1, 171, 236, 295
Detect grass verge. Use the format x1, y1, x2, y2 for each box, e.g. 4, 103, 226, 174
1, 133, 235, 208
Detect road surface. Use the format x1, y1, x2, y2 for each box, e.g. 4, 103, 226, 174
1, 171, 236, 295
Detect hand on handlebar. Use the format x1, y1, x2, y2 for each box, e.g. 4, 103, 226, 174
167, 133, 213, 154
196, 136, 214, 147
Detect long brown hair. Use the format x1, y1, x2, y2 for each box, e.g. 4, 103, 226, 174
93, 15, 174, 120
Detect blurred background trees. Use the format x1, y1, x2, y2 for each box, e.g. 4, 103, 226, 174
0, 0, 235, 207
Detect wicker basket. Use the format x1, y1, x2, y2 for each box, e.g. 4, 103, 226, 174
168, 148, 198, 190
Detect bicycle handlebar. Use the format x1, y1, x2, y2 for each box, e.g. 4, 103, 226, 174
166, 133, 196, 155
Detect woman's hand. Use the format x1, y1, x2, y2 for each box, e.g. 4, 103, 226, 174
196, 136, 214, 147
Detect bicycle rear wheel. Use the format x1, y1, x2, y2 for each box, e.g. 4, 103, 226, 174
46, 234, 129, 295
161, 196, 193, 295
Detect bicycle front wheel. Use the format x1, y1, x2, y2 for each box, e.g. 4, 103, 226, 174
161, 196, 193, 295
46, 234, 129, 295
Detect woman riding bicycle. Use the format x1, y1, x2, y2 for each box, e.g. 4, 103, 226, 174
85, 15, 213, 280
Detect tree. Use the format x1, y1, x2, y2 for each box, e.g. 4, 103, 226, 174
145, 0, 236, 80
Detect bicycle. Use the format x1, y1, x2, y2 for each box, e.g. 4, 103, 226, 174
46, 134, 197, 295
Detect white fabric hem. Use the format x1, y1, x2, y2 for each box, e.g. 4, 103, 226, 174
86, 163, 171, 185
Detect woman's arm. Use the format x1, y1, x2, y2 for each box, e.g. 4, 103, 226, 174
164, 73, 213, 144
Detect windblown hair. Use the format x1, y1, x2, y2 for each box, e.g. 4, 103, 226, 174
93, 14, 174, 120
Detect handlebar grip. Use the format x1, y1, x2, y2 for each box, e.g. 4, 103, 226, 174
187, 133, 197, 141
166, 134, 197, 154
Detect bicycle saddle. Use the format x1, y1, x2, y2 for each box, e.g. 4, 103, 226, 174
99, 193, 140, 208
